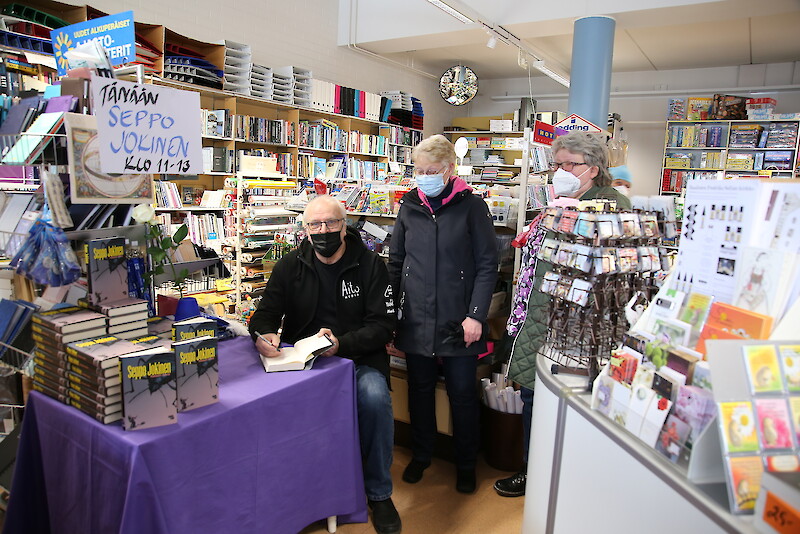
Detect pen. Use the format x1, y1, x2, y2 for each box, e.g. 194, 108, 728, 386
254, 331, 280, 352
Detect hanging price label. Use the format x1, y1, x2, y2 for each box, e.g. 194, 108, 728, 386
763, 491, 800, 534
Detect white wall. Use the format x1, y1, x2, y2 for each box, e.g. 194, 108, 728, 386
470, 62, 800, 196
78, 0, 462, 138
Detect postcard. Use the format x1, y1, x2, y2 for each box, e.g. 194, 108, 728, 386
724, 455, 763, 513
639, 394, 672, 448
743, 344, 784, 394
754, 398, 794, 450
778, 344, 800, 393
718, 401, 759, 453
656, 414, 691, 463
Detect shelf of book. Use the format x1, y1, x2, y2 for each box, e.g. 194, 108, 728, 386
660, 119, 799, 195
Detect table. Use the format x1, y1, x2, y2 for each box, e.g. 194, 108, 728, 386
2, 336, 368, 534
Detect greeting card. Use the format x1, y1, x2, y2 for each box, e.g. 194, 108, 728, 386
743, 344, 783, 394
788, 396, 800, 446
718, 401, 759, 453
639, 395, 672, 448
764, 454, 800, 473
591, 373, 615, 417
779, 344, 800, 392
724, 455, 763, 513
625, 384, 655, 436
656, 414, 691, 463
673, 385, 715, 442
754, 398, 794, 450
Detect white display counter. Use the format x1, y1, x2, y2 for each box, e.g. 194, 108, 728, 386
523, 354, 758, 534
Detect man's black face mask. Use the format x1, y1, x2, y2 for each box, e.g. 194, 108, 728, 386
310, 231, 342, 257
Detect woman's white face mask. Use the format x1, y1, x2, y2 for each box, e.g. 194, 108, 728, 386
614, 185, 631, 196
552, 167, 590, 197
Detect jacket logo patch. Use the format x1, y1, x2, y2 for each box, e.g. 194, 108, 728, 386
341, 281, 361, 300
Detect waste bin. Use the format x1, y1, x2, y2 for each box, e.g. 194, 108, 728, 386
481, 403, 525, 472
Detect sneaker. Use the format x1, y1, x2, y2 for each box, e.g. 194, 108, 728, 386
402, 459, 430, 484
456, 468, 476, 494
493, 470, 526, 497
368, 497, 402, 534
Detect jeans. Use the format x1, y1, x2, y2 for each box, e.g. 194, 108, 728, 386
356, 365, 394, 501
521, 386, 534, 464
405, 353, 479, 470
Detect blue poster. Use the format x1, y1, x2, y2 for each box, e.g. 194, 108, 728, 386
50, 11, 135, 76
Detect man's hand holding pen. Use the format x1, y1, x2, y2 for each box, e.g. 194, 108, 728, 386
254, 331, 282, 358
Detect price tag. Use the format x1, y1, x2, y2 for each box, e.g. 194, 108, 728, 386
763, 491, 800, 534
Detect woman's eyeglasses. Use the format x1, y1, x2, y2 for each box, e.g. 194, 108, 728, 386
550, 161, 589, 171
413, 166, 448, 176
306, 218, 344, 232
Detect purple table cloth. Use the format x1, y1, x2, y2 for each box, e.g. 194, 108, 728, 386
3, 336, 367, 534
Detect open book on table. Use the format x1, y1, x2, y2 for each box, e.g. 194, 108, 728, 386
260, 334, 334, 372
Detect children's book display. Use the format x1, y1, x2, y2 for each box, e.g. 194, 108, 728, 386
532, 205, 669, 372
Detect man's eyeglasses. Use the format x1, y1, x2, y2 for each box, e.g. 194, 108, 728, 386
550, 161, 589, 171
306, 218, 344, 232
413, 165, 448, 176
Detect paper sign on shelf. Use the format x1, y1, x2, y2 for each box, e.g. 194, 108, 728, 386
92, 76, 203, 175
553, 114, 603, 134
50, 11, 135, 76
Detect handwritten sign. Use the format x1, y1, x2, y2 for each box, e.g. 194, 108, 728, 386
763, 491, 800, 534
92, 76, 203, 174
50, 11, 135, 76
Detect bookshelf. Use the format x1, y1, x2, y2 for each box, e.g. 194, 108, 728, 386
660, 119, 800, 195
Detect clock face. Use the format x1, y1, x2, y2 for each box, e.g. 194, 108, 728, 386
439, 65, 478, 106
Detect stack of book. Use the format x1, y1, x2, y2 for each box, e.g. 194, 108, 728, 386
95, 298, 150, 339
32, 334, 150, 424
31, 307, 107, 355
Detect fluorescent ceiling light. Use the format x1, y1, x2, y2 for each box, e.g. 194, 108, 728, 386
532, 60, 570, 88
426, 0, 474, 24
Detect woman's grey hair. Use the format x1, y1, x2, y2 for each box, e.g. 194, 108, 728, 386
412, 134, 456, 166
552, 131, 612, 187
303, 194, 346, 222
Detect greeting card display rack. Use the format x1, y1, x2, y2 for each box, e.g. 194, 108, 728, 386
528, 206, 669, 382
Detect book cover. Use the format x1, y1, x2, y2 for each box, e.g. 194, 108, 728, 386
86, 237, 128, 306
147, 316, 174, 335
128, 333, 173, 351
120, 347, 177, 431
65, 335, 141, 370
260, 334, 333, 372
754, 398, 794, 450
172, 317, 217, 343
173, 336, 219, 411
718, 401, 759, 453
31, 306, 106, 334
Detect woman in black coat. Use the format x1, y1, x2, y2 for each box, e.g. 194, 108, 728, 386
388, 134, 498, 494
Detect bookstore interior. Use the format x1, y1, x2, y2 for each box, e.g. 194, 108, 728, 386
0, 1, 799, 533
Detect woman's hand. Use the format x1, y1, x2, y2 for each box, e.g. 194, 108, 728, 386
462, 317, 483, 347
317, 328, 339, 357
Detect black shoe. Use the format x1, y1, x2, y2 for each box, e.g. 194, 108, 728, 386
493, 470, 526, 497
402, 459, 430, 483
368, 498, 402, 534
456, 468, 476, 494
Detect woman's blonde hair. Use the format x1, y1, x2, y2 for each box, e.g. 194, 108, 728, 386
412, 134, 456, 166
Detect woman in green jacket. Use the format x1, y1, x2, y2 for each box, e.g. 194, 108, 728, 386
494, 131, 630, 497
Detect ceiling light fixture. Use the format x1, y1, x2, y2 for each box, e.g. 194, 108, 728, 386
486, 34, 497, 49
426, 0, 475, 24
532, 60, 570, 88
